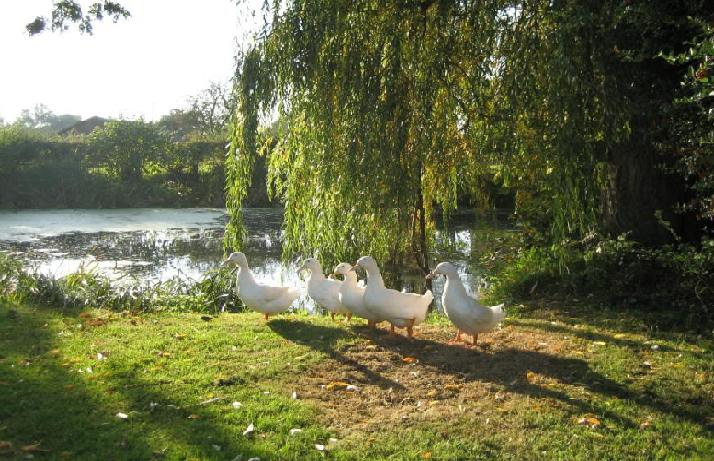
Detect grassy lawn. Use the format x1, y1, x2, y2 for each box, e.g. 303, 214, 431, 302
0, 302, 712, 460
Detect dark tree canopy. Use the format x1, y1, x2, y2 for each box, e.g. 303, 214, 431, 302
226, 0, 713, 268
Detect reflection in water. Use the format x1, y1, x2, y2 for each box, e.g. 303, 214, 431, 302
0, 208, 514, 311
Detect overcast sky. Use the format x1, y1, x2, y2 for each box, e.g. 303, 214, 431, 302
0, 0, 261, 122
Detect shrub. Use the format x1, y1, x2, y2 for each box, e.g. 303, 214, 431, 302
489, 236, 714, 331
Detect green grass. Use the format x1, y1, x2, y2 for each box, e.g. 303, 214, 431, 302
0, 302, 712, 460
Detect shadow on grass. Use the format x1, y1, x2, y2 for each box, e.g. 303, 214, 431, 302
0, 304, 153, 459
0, 304, 270, 460
270, 316, 710, 432
366, 327, 711, 431
267, 318, 405, 391
507, 318, 681, 352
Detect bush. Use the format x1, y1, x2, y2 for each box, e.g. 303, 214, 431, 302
489, 236, 714, 331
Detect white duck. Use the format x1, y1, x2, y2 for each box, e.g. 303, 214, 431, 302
427, 262, 505, 345
355, 256, 433, 338
299, 258, 352, 320
333, 262, 380, 327
223, 252, 299, 320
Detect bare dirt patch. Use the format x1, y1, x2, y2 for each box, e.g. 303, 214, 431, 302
272, 321, 603, 436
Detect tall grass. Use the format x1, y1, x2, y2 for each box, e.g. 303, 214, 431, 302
0, 252, 243, 314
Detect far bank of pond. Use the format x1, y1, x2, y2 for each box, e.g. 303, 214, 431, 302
0, 207, 514, 311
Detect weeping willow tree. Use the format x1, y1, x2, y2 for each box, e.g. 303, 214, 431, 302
226, 0, 710, 269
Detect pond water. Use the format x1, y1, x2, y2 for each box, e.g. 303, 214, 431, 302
0, 208, 514, 310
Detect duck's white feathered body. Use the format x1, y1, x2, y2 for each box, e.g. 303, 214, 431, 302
302, 259, 351, 316
334, 263, 376, 321
443, 277, 505, 334
433, 262, 505, 337
225, 252, 299, 316
357, 256, 433, 329
237, 268, 300, 314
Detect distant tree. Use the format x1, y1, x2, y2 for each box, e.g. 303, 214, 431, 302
157, 109, 200, 141
88, 120, 169, 181
15, 104, 81, 134
158, 81, 234, 139
187, 81, 234, 137
27, 0, 130, 35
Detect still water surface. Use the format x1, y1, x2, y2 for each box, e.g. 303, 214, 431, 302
0, 208, 513, 310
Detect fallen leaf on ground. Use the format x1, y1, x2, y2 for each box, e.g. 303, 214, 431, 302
577, 414, 601, 427
48, 349, 61, 357
157, 351, 171, 358
593, 341, 606, 346
639, 419, 653, 430
426, 389, 438, 398
79, 312, 93, 319
231, 401, 242, 409
325, 381, 350, 391
289, 428, 302, 436
85, 319, 107, 327
199, 397, 223, 405
421, 452, 432, 459
402, 357, 418, 364
187, 414, 201, 420
0, 441, 12, 451
174, 333, 186, 340
243, 423, 255, 436
115, 412, 129, 419
443, 384, 461, 391
21, 443, 48, 453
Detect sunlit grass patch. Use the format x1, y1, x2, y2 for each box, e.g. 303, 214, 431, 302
0, 303, 711, 460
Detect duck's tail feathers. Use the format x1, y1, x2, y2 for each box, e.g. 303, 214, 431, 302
490, 303, 506, 321
423, 289, 434, 304
287, 287, 301, 300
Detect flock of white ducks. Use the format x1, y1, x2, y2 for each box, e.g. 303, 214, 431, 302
223, 251, 505, 345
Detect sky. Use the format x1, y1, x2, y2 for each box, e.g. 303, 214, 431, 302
0, 0, 261, 122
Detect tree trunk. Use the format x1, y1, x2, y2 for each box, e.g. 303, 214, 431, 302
600, 136, 697, 244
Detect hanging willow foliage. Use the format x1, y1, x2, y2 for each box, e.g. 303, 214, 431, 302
226, 0, 703, 268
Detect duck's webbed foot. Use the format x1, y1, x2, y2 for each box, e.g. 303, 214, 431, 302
448, 330, 463, 344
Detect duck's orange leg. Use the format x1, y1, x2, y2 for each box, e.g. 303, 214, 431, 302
406, 319, 415, 339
